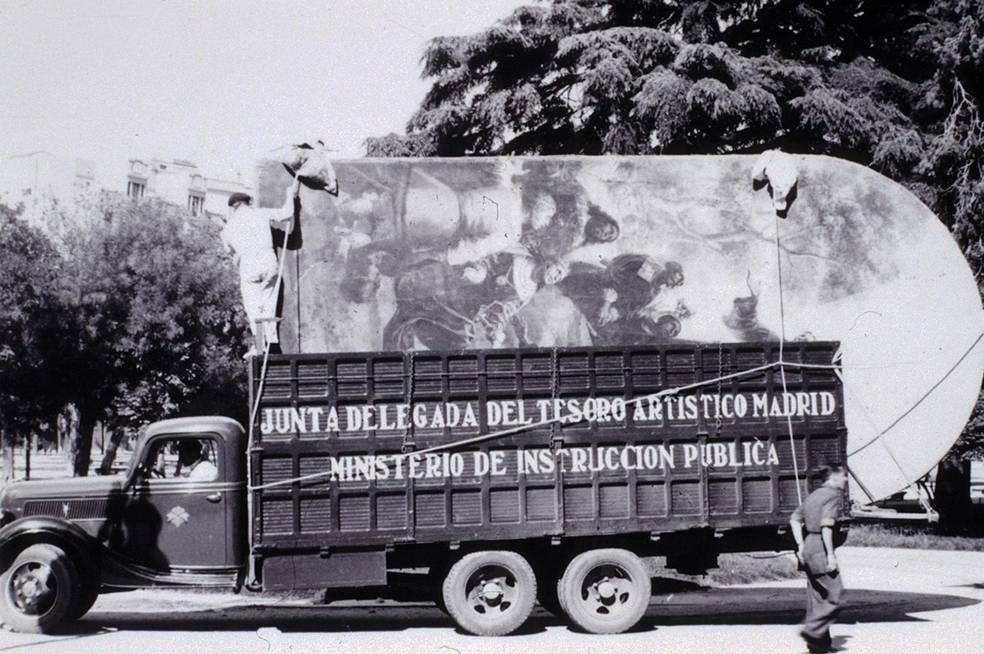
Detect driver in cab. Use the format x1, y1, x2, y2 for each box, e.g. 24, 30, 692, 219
175, 440, 217, 481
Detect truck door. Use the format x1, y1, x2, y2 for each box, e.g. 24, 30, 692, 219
123, 435, 230, 569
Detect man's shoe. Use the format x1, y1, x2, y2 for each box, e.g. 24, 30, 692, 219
800, 631, 832, 653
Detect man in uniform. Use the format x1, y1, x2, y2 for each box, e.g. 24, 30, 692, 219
789, 464, 848, 653
221, 176, 300, 355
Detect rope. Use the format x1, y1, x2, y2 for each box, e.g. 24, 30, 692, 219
848, 331, 984, 457
774, 213, 803, 505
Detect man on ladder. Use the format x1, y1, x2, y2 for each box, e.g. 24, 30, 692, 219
222, 175, 300, 356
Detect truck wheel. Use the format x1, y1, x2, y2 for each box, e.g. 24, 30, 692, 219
68, 579, 99, 621
442, 550, 536, 636
0, 544, 81, 634
558, 548, 651, 634
428, 566, 449, 615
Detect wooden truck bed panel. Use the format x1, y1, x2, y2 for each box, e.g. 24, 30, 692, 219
249, 342, 845, 550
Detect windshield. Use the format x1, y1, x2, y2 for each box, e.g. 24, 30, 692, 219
125, 435, 150, 479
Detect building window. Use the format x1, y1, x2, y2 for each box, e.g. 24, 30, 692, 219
188, 194, 205, 216
127, 180, 145, 200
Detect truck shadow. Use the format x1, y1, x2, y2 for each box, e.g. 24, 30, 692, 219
75, 586, 979, 635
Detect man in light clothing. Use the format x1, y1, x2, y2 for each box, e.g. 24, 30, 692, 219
221, 177, 300, 354
177, 440, 217, 481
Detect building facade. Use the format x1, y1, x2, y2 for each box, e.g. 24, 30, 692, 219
0, 151, 98, 213
126, 158, 251, 222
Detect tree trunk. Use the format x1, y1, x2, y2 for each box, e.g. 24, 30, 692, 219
0, 428, 12, 482
24, 433, 31, 480
97, 428, 126, 475
933, 452, 972, 534
71, 409, 97, 477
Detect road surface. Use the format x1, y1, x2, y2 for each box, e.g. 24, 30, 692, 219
1, 547, 981, 653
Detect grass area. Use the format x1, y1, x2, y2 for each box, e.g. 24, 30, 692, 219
845, 522, 984, 551
707, 553, 800, 586
645, 553, 801, 588
670, 521, 984, 587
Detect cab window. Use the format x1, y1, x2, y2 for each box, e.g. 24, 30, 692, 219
145, 437, 219, 482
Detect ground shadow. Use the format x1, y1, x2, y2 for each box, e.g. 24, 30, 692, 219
636, 587, 978, 628
71, 586, 978, 635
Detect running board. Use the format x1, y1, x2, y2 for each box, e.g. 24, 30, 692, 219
101, 552, 240, 589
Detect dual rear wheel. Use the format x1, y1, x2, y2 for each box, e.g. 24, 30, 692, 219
556, 548, 651, 634
440, 547, 650, 636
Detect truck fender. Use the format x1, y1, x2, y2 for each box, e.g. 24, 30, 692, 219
0, 516, 102, 573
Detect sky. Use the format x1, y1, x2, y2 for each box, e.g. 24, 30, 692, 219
0, 0, 524, 187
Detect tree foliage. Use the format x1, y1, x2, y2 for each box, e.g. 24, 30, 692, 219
0, 203, 64, 479
369, 0, 981, 261
369, 0, 984, 463
1, 194, 249, 476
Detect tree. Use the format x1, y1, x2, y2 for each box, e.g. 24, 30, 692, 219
48, 193, 249, 475
369, 0, 984, 518
0, 202, 64, 480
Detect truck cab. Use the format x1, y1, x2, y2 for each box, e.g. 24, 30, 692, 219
0, 416, 247, 632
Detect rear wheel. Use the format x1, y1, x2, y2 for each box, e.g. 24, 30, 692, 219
558, 548, 651, 634
428, 565, 449, 615
0, 544, 81, 634
442, 550, 536, 636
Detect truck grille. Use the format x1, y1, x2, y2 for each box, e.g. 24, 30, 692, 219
23, 499, 108, 520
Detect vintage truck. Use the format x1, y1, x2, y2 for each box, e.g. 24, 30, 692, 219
4, 151, 977, 636
0, 340, 847, 635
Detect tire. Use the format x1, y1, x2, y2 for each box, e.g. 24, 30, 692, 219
427, 565, 449, 615
442, 550, 537, 636
68, 578, 99, 621
557, 548, 651, 634
0, 544, 82, 634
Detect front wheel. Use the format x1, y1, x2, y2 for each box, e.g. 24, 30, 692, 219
68, 578, 99, 621
557, 548, 651, 634
442, 550, 536, 636
0, 544, 81, 633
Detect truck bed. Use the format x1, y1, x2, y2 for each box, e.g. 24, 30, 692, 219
249, 342, 845, 553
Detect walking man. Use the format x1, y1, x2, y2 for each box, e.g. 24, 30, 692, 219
789, 464, 848, 653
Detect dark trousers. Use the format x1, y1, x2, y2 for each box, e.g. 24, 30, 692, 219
803, 567, 844, 642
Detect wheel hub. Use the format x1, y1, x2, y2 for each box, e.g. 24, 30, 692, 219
582, 565, 633, 611
465, 567, 517, 614
8, 563, 54, 613
596, 580, 616, 600
481, 581, 503, 604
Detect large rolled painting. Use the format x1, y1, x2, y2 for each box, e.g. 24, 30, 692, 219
256, 155, 983, 502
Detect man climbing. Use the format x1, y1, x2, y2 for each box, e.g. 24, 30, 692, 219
222, 176, 301, 355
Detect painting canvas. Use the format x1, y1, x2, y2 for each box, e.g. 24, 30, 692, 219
257, 154, 983, 501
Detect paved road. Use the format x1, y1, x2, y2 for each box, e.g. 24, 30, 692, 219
1, 547, 981, 654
